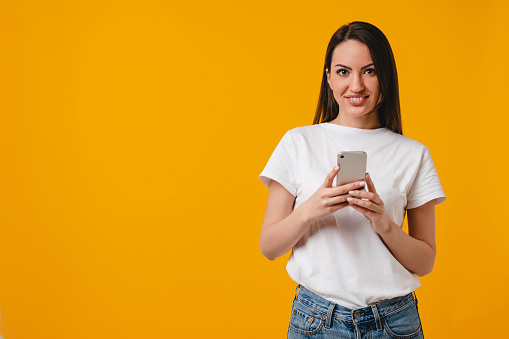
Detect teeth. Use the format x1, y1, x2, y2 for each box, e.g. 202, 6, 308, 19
349, 97, 364, 101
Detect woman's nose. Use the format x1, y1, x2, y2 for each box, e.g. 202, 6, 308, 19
350, 74, 365, 93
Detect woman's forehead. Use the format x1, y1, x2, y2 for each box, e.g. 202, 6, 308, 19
331, 40, 373, 65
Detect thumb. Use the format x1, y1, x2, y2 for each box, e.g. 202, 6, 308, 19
366, 172, 377, 194
323, 165, 340, 188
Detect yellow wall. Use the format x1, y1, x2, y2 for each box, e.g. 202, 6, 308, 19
0, 0, 507, 338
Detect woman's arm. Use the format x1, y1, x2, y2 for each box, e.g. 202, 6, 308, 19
260, 180, 306, 261
260, 166, 363, 260
347, 173, 437, 277
374, 201, 436, 277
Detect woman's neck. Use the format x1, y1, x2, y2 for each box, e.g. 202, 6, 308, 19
328, 112, 381, 129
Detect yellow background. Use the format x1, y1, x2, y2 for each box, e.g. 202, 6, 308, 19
0, 0, 507, 338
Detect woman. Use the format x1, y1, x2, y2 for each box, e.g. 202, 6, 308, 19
259, 21, 445, 338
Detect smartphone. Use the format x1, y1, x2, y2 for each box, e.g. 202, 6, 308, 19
336, 151, 367, 188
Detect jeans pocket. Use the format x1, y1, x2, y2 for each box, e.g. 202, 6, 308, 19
288, 299, 324, 335
383, 300, 423, 339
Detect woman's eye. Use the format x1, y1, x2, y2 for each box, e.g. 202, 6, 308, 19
364, 68, 376, 75
336, 69, 349, 76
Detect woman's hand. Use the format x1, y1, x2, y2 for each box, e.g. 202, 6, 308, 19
260, 165, 366, 260
347, 173, 438, 276
346, 173, 391, 234
297, 165, 366, 224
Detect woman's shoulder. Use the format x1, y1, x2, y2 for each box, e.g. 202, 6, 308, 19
286, 123, 324, 134
272, 124, 325, 146
388, 132, 431, 155
283, 123, 327, 139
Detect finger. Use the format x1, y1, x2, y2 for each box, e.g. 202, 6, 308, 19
327, 193, 350, 206
366, 173, 378, 194
347, 189, 383, 205
323, 165, 340, 188
347, 195, 383, 214
348, 203, 376, 219
328, 201, 349, 213
330, 179, 365, 196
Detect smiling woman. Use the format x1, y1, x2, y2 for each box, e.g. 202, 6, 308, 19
326, 40, 381, 129
259, 21, 446, 339
315, 21, 401, 133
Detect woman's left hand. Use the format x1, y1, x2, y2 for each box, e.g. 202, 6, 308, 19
347, 173, 391, 234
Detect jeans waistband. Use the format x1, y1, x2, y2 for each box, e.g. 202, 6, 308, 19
294, 285, 417, 325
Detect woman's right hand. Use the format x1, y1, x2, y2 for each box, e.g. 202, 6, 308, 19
260, 165, 366, 260
297, 165, 365, 224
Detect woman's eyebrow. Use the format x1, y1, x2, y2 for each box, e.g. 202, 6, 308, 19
335, 64, 352, 70
334, 62, 374, 70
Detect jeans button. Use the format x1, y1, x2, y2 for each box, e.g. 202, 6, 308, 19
354, 311, 361, 319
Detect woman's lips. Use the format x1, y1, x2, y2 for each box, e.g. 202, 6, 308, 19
346, 96, 368, 105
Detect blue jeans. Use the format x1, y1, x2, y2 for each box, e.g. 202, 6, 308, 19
287, 285, 424, 339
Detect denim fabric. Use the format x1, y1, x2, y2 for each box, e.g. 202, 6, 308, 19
287, 285, 424, 339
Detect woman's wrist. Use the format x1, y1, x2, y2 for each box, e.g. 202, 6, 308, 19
293, 204, 313, 227
373, 215, 395, 236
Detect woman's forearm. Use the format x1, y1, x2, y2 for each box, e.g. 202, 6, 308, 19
377, 219, 436, 277
260, 169, 353, 261
260, 208, 311, 261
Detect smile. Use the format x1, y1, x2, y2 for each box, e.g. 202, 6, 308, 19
346, 96, 369, 105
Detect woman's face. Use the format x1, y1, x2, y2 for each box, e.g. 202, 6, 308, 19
327, 39, 381, 126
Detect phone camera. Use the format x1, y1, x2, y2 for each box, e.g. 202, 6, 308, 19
340, 155, 344, 158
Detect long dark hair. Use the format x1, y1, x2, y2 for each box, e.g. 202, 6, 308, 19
313, 21, 402, 135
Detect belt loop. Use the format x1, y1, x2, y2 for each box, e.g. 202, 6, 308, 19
371, 305, 382, 331
412, 291, 418, 305
325, 302, 336, 328
294, 284, 301, 300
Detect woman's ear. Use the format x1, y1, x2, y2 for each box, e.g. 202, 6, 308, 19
326, 69, 331, 88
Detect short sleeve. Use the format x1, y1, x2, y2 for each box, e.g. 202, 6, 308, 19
407, 146, 446, 209
259, 131, 298, 196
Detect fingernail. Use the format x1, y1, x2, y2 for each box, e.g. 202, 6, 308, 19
347, 197, 353, 202
335, 165, 339, 171
359, 182, 365, 187
348, 191, 355, 194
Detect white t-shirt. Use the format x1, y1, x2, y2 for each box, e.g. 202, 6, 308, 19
260, 122, 446, 309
